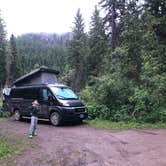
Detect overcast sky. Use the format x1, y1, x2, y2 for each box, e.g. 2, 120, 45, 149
0, 0, 100, 37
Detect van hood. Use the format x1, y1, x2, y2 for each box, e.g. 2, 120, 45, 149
59, 99, 84, 107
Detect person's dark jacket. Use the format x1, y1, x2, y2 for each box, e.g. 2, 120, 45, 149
31, 106, 39, 117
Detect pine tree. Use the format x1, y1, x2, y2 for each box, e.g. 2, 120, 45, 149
119, 0, 143, 82
140, 1, 166, 108
8, 34, 21, 84
88, 6, 108, 77
0, 12, 7, 88
99, 0, 126, 49
67, 9, 88, 91
144, 0, 166, 43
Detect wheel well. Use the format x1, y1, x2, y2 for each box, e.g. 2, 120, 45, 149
13, 108, 20, 113
49, 109, 60, 117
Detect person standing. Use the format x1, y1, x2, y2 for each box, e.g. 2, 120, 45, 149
29, 100, 39, 138
2, 88, 11, 111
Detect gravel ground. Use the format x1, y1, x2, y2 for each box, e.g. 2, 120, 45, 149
0, 118, 166, 166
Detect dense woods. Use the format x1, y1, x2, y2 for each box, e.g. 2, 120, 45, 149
0, 0, 165, 122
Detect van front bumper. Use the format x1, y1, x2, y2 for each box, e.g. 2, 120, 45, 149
59, 106, 88, 121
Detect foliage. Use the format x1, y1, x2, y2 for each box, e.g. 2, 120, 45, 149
0, 12, 7, 88
0, 99, 10, 118
0, 1, 165, 123
67, 9, 88, 91
16, 33, 69, 76
0, 134, 29, 164
100, 0, 126, 49
86, 119, 166, 130
86, 104, 111, 120
88, 6, 108, 77
80, 75, 135, 121
0, 137, 17, 159
0, 110, 11, 118
7, 34, 21, 84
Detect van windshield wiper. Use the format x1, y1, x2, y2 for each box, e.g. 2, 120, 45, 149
56, 95, 78, 100
66, 97, 78, 100
56, 95, 67, 99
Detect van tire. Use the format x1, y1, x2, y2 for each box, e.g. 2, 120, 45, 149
50, 112, 61, 126
14, 110, 21, 121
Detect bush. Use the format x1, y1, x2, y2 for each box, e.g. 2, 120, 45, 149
80, 75, 135, 121
80, 71, 166, 123
87, 104, 111, 120
0, 107, 11, 118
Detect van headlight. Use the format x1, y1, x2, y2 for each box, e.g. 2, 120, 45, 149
62, 103, 70, 106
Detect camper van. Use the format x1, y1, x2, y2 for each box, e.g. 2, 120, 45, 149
8, 84, 88, 126
6, 68, 88, 126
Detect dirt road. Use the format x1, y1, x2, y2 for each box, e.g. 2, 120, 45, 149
1, 118, 166, 166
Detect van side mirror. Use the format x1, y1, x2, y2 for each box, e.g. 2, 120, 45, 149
48, 95, 54, 105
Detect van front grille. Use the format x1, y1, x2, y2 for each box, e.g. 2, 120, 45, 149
75, 108, 85, 113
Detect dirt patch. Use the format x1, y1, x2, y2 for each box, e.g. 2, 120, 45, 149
0, 118, 166, 166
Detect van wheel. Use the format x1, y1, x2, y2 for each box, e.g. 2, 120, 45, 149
50, 112, 61, 126
14, 110, 21, 121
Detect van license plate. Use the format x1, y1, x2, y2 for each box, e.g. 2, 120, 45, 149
80, 114, 84, 118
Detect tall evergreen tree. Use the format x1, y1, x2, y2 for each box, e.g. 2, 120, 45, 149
0, 12, 7, 88
100, 0, 126, 49
67, 9, 88, 91
140, 1, 166, 108
8, 34, 21, 84
88, 6, 108, 77
119, 0, 143, 82
16, 33, 69, 75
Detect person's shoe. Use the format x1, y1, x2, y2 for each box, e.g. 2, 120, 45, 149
34, 133, 37, 136
29, 135, 33, 139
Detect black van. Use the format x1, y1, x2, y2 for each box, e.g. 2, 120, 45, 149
8, 84, 88, 126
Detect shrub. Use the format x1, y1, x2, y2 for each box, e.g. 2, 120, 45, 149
87, 104, 111, 120
80, 73, 166, 123
0, 107, 11, 118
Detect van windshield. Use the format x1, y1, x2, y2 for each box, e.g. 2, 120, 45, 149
50, 87, 78, 100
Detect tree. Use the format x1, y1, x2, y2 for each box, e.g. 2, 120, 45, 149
140, 1, 166, 112
100, 0, 126, 49
8, 34, 21, 84
144, 0, 166, 43
16, 33, 69, 75
119, 0, 143, 82
67, 9, 88, 91
88, 6, 108, 77
0, 12, 7, 88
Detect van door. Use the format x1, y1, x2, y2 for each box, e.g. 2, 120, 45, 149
21, 88, 40, 117
39, 88, 52, 118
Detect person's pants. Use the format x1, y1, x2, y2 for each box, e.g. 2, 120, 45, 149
29, 116, 38, 136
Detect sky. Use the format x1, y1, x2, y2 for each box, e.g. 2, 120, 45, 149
0, 0, 100, 37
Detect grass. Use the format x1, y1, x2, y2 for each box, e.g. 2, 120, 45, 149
0, 99, 2, 107
0, 136, 25, 161
0, 137, 19, 159
0, 99, 11, 118
0, 118, 37, 165
0, 133, 37, 166
85, 119, 166, 130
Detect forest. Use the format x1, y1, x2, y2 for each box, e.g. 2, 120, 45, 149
0, 0, 165, 122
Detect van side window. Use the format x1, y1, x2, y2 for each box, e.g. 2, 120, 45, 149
25, 88, 39, 99
42, 89, 52, 101
10, 89, 23, 98
10, 88, 39, 99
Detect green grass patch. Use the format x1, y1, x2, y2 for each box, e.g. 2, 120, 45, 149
0, 99, 2, 107
0, 138, 17, 159
0, 133, 33, 166
0, 136, 22, 160
85, 119, 166, 130
0, 118, 5, 121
